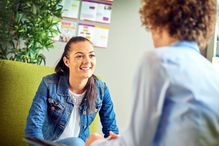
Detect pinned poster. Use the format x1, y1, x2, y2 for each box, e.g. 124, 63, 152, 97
62, 0, 80, 19
77, 23, 95, 41
93, 25, 109, 48
95, 1, 112, 23
77, 23, 109, 48
80, 0, 112, 24
58, 20, 77, 42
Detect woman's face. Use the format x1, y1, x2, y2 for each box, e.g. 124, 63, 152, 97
64, 41, 96, 80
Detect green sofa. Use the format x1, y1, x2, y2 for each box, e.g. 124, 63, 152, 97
0, 60, 98, 146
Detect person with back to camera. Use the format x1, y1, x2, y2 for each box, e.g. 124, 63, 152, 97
25, 36, 119, 146
85, 0, 219, 146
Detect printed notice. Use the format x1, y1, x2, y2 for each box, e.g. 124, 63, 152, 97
80, 0, 112, 24
93, 25, 109, 48
62, 0, 80, 19
77, 23, 95, 41
95, 2, 112, 23
56, 20, 77, 42
77, 23, 109, 48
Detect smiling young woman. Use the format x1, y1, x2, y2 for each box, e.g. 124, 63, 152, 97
25, 36, 119, 146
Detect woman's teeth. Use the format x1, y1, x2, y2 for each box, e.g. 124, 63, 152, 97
80, 67, 90, 71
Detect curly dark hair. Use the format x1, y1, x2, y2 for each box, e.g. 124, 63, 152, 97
139, 0, 217, 50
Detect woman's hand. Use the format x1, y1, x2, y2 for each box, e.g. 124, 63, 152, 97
85, 133, 103, 146
85, 131, 119, 146
107, 131, 119, 140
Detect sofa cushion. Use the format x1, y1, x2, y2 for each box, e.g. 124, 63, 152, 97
0, 60, 98, 146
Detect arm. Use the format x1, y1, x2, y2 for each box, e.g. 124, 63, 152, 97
99, 83, 119, 137
85, 133, 104, 146
25, 78, 48, 139
86, 132, 118, 146
89, 52, 170, 146
121, 53, 170, 146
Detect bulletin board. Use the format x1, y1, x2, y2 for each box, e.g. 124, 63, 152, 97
54, 0, 113, 48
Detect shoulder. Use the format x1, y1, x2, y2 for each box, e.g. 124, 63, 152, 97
94, 77, 110, 99
95, 78, 107, 89
143, 46, 170, 61
42, 73, 61, 84
141, 46, 180, 68
136, 47, 177, 80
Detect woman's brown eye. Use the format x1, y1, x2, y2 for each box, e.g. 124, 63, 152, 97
90, 54, 95, 58
76, 55, 83, 59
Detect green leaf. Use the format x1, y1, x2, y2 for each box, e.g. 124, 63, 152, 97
0, 0, 63, 65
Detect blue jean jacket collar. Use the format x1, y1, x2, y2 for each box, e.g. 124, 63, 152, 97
57, 73, 69, 96
57, 73, 88, 107
57, 73, 74, 105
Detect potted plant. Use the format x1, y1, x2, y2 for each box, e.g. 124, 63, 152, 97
0, 0, 63, 65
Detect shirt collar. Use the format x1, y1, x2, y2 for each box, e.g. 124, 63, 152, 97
171, 40, 200, 53
69, 90, 86, 106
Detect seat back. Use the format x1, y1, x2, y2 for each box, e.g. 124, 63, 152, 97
0, 60, 98, 145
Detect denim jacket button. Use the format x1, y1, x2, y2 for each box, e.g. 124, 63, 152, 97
84, 125, 86, 129
51, 106, 55, 111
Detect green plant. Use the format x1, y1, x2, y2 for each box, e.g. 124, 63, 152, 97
0, 0, 63, 65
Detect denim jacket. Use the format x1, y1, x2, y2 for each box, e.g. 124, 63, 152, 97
25, 73, 119, 141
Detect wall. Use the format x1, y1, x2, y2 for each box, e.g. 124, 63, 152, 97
43, 0, 153, 131
94, 0, 153, 130
216, 0, 218, 35
207, 0, 219, 60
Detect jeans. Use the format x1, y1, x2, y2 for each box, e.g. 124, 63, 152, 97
56, 137, 85, 146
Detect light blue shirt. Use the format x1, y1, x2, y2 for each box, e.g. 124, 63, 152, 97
91, 41, 219, 146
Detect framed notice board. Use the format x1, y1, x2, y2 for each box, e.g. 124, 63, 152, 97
54, 0, 113, 48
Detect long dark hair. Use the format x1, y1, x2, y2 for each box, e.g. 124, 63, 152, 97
55, 36, 97, 113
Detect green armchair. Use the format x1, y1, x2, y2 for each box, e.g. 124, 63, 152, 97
0, 60, 98, 146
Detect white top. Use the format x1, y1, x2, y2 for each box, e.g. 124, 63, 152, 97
56, 90, 86, 141
91, 41, 219, 146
